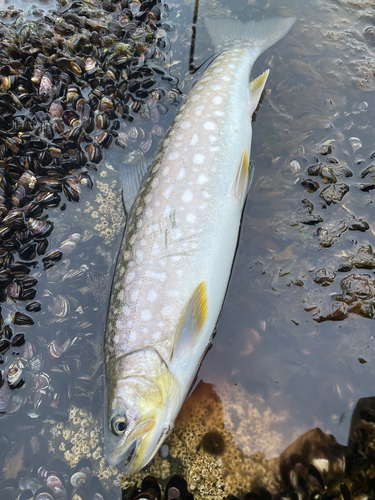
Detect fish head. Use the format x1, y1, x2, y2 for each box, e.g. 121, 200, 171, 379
104, 348, 179, 474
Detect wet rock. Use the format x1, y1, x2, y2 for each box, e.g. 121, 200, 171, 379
301, 179, 319, 192
338, 245, 375, 272
319, 183, 349, 205
356, 183, 375, 192
361, 163, 375, 179
348, 397, 375, 455
312, 301, 348, 323
297, 199, 323, 225
314, 268, 336, 285
279, 428, 347, 495
307, 162, 337, 183
323, 273, 375, 321
318, 216, 368, 247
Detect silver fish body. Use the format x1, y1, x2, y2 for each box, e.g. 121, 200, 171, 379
104, 15, 295, 474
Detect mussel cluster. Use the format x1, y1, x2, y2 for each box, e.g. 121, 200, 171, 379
1, 431, 113, 500
0, 0, 180, 411
0, 225, 107, 419
124, 475, 194, 500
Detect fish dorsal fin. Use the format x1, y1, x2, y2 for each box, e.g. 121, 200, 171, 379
234, 149, 254, 202
249, 69, 269, 116
119, 159, 152, 217
170, 281, 208, 362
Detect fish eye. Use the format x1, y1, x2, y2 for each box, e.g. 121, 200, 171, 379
110, 415, 127, 436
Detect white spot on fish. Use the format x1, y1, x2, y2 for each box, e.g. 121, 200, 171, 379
145, 208, 153, 218
186, 213, 196, 223
177, 167, 185, 180
211, 84, 222, 90
212, 96, 222, 105
155, 200, 161, 207
153, 331, 161, 340
145, 270, 167, 281
168, 151, 180, 161
215, 110, 224, 116
197, 174, 208, 184
191, 94, 200, 102
171, 228, 183, 241
190, 134, 199, 146
221, 75, 231, 82
196, 85, 204, 91
209, 135, 217, 142
161, 305, 173, 317
176, 134, 184, 140
123, 305, 131, 316
176, 269, 184, 277
204, 121, 216, 131
163, 204, 172, 217
142, 328, 149, 334
130, 288, 140, 302
147, 289, 158, 302
158, 258, 166, 267
195, 105, 204, 116
193, 154, 205, 165
129, 330, 137, 342
141, 309, 153, 321
182, 190, 193, 203
167, 289, 180, 297
228, 63, 236, 68
181, 121, 191, 129
126, 271, 136, 284
214, 67, 223, 73
151, 242, 160, 256
171, 255, 181, 262
163, 185, 173, 199
210, 146, 220, 151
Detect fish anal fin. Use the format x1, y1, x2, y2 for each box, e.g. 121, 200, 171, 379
170, 281, 208, 362
249, 69, 269, 116
234, 149, 251, 202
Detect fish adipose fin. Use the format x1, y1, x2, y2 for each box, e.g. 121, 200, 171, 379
170, 281, 208, 362
119, 159, 152, 217
249, 70, 269, 116
204, 16, 296, 53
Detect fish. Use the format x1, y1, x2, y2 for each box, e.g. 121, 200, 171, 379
104, 15, 296, 475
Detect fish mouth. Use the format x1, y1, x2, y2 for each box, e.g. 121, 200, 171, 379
122, 439, 139, 473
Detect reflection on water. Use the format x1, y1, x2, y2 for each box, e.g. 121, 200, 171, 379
1, 0, 375, 497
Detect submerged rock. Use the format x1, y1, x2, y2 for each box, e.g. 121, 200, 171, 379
319, 183, 349, 205
318, 216, 369, 247
338, 245, 375, 271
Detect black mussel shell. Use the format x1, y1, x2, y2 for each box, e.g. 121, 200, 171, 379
11, 333, 25, 347
13, 312, 34, 326
0, 270, 14, 289
25, 301, 42, 312
0, 339, 10, 355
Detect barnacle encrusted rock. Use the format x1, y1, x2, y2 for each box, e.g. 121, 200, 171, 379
146, 380, 287, 500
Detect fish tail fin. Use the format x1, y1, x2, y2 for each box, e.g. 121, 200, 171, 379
204, 17, 295, 53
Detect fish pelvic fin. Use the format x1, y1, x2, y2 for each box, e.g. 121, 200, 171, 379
119, 158, 152, 217
170, 281, 208, 362
234, 149, 254, 203
204, 16, 296, 53
249, 70, 269, 116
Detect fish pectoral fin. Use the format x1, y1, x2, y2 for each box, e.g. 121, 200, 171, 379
119, 158, 153, 217
234, 149, 253, 202
170, 281, 208, 362
249, 69, 269, 116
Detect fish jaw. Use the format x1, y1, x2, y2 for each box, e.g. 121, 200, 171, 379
104, 348, 181, 473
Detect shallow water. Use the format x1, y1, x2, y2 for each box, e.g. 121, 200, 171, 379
1, 0, 375, 497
